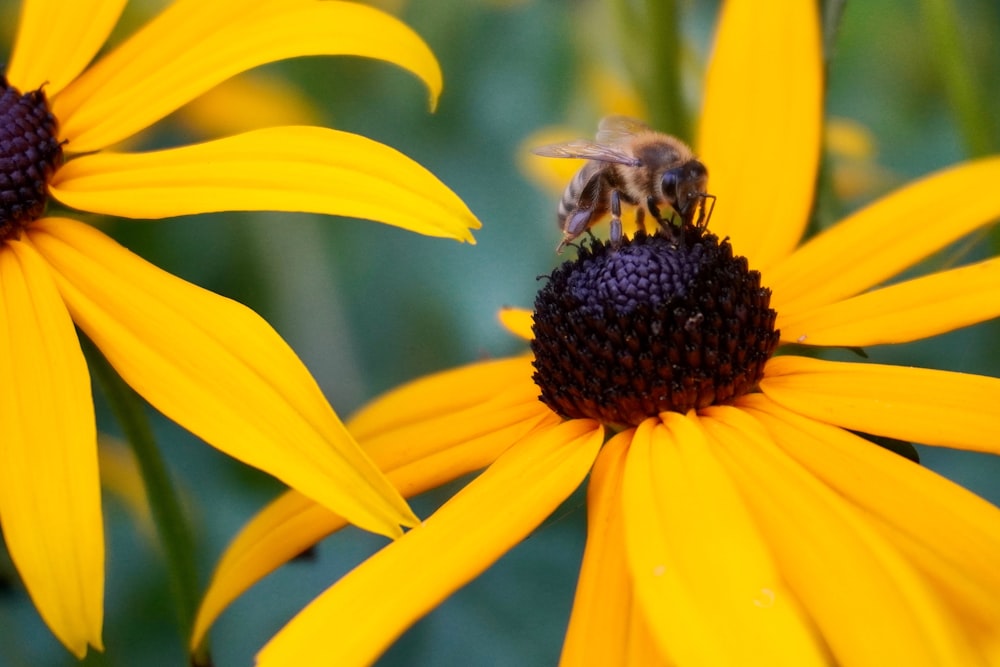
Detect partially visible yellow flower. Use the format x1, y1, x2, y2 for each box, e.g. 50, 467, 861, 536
825, 116, 898, 202
0, 0, 479, 656
96, 435, 154, 540
194, 1, 1000, 664
173, 72, 323, 138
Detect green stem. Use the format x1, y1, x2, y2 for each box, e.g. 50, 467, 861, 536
83, 338, 202, 652
642, 0, 689, 139
919, 0, 995, 157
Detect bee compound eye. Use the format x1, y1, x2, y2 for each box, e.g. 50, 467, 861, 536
661, 170, 680, 200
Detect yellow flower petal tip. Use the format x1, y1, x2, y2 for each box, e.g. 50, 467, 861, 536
498, 307, 533, 340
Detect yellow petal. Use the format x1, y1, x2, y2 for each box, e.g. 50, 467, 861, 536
193, 389, 554, 650
347, 355, 537, 439
6, 0, 126, 95
768, 156, 1000, 313
697, 0, 822, 270
778, 255, 1000, 346
561, 430, 637, 667
48, 126, 479, 243
621, 416, 824, 666
760, 356, 1000, 454
704, 406, 983, 666
54, 0, 442, 151
28, 217, 416, 538
497, 307, 534, 341
0, 241, 103, 656
191, 491, 335, 652
738, 394, 1000, 633
192, 356, 553, 649
257, 419, 604, 667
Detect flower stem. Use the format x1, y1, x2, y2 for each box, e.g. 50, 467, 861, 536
919, 0, 996, 157
83, 337, 202, 650
642, 0, 689, 140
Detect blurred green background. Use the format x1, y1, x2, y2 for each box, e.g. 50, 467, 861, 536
2, 0, 1000, 665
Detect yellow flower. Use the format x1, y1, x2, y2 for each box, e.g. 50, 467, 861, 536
0, 0, 479, 657
195, 1, 1000, 664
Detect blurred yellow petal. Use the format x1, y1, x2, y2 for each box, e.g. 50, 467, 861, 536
738, 394, 1000, 633
6, 0, 126, 95
587, 65, 647, 120
55, 0, 442, 151
826, 117, 878, 161
768, 156, 1000, 313
760, 356, 1000, 454
778, 255, 1000, 346
498, 307, 534, 341
0, 241, 103, 657
28, 217, 416, 538
174, 72, 322, 137
622, 416, 824, 666
49, 126, 479, 243
561, 430, 637, 667
698, 0, 822, 270
520, 126, 588, 195
192, 379, 553, 650
705, 406, 983, 666
97, 435, 153, 539
257, 419, 604, 667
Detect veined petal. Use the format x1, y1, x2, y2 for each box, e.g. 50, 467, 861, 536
777, 255, 1000, 346
498, 307, 534, 341
738, 394, 1000, 633
6, 0, 126, 95
0, 242, 103, 656
561, 430, 636, 667
704, 406, 984, 666
760, 356, 1000, 454
697, 0, 822, 270
28, 217, 416, 538
54, 0, 442, 151
192, 383, 553, 651
768, 156, 1000, 313
257, 419, 604, 667
621, 416, 824, 666
49, 126, 480, 243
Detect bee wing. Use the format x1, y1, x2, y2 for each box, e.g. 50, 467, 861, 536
532, 139, 640, 166
596, 115, 653, 145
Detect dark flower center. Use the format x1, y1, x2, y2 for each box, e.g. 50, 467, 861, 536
0, 75, 62, 241
531, 226, 780, 426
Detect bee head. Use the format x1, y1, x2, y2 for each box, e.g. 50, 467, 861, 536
662, 160, 709, 214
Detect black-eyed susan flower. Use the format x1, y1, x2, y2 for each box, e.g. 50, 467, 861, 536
194, 1, 1000, 664
0, 0, 479, 657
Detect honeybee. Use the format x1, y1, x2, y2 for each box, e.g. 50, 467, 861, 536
534, 116, 715, 251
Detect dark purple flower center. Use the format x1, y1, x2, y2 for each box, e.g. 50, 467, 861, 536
531, 226, 779, 426
0, 74, 62, 241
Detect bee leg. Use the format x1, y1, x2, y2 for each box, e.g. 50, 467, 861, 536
647, 197, 670, 226
609, 190, 624, 247
634, 206, 646, 236
557, 207, 595, 253
647, 197, 676, 234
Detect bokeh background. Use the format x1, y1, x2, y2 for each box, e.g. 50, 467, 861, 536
2, 0, 1000, 665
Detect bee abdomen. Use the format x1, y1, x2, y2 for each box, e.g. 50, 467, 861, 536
557, 161, 603, 225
